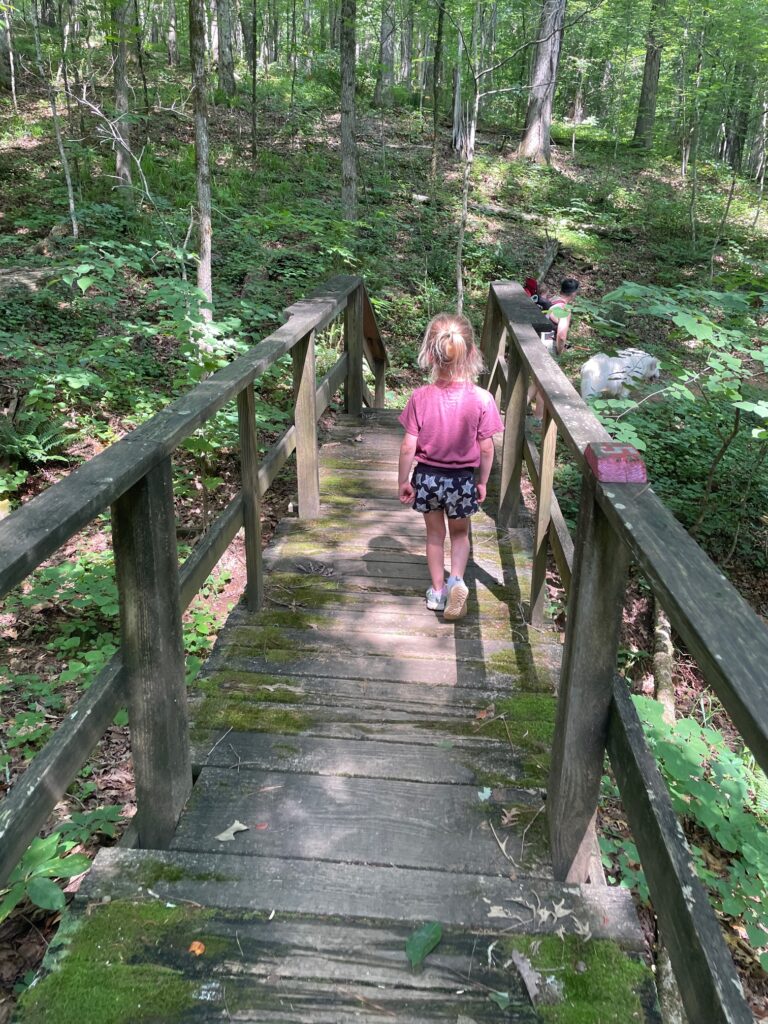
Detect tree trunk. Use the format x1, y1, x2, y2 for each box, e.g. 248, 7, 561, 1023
32, 0, 78, 238
216, 0, 236, 95
720, 61, 752, 173
451, 30, 464, 154
373, 0, 395, 107
112, 0, 133, 188
518, 0, 566, 164
340, 0, 356, 220
430, 0, 444, 178
632, 0, 666, 149
190, 0, 213, 318
400, 0, 412, 86
0, 6, 18, 111
167, 0, 179, 64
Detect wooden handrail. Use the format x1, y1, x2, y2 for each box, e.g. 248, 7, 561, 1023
479, 280, 764, 1024
0, 277, 385, 885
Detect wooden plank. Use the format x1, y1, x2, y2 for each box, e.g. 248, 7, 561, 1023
82, 846, 646, 945
0, 660, 123, 888
361, 284, 388, 364
344, 281, 364, 416
283, 274, 360, 334
238, 384, 264, 610
292, 330, 321, 519
192, 731, 523, 784
608, 680, 753, 1024
498, 342, 527, 527
209, 643, 562, 690
112, 457, 191, 848
529, 411, 557, 624
219, 625, 553, 663
547, 476, 630, 882
597, 482, 768, 776
172, 768, 535, 872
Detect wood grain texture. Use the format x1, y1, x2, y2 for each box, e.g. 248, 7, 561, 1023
238, 383, 264, 610
82, 846, 645, 945
112, 457, 191, 848
547, 476, 630, 882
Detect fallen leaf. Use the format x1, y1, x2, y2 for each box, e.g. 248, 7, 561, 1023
405, 921, 442, 969
501, 807, 519, 828
477, 787, 492, 802
215, 820, 249, 842
254, 822, 269, 831
188, 941, 206, 957
489, 991, 511, 1010
475, 704, 495, 720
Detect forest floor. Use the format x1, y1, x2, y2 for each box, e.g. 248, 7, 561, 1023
1, 66, 767, 1020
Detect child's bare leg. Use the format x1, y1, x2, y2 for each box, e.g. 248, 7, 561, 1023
423, 510, 447, 591
447, 516, 470, 579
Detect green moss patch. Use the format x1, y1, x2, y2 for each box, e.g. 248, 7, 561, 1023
16, 902, 217, 1024
190, 670, 310, 735
499, 936, 657, 1023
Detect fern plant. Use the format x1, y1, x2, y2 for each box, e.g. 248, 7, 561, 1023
0, 409, 78, 466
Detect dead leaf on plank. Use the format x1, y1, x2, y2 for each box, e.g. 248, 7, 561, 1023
215, 820, 249, 842
500, 807, 520, 828
188, 941, 206, 957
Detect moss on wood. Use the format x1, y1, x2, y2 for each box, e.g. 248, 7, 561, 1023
498, 935, 658, 1023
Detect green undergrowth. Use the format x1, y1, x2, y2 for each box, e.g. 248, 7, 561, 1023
499, 935, 657, 1023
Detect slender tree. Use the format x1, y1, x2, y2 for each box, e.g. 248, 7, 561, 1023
373, 0, 395, 107
430, 0, 445, 178
518, 0, 567, 163
112, 0, 133, 189
340, 0, 357, 220
190, 0, 213, 317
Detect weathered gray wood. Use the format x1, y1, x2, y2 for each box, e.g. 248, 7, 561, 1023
283, 274, 360, 335
529, 411, 557, 624
344, 281, 364, 416
192, 732, 526, 786
238, 384, 264, 610
608, 680, 753, 1024
179, 495, 244, 609
547, 475, 630, 882
171, 768, 533, 872
361, 286, 388, 408
292, 330, 321, 519
523, 435, 574, 592
478, 284, 506, 399
0, 660, 124, 888
81, 846, 645, 945
498, 341, 528, 528
112, 458, 191, 848
212, 643, 561, 690
597, 482, 768, 776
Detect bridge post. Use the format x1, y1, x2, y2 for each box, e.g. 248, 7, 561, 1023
529, 410, 557, 622
344, 283, 364, 416
498, 339, 526, 528
238, 383, 264, 609
479, 286, 504, 401
112, 456, 192, 849
547, 473, 629, 882
293, 329, 321, 519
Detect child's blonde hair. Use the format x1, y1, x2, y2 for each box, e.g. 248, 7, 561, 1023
418, 313, 484, 382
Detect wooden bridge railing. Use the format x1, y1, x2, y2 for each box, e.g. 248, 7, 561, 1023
480, 281, 768, 1024
0, 274, 387, 883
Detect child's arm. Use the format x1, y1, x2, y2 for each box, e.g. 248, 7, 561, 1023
398, 432, 418, 503
476, 437, 495, 503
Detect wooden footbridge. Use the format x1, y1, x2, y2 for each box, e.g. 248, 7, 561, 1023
1, 278, 766, 1023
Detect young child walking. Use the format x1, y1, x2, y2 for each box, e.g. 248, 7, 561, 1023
398, 313, 504, 620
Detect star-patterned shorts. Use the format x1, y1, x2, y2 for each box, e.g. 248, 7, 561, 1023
411, 464, 479, 519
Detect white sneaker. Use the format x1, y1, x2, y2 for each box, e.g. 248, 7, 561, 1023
426, 586, 447, 611
443, 578, 469, 620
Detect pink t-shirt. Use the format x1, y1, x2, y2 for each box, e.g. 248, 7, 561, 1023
398, 382, 504, 469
